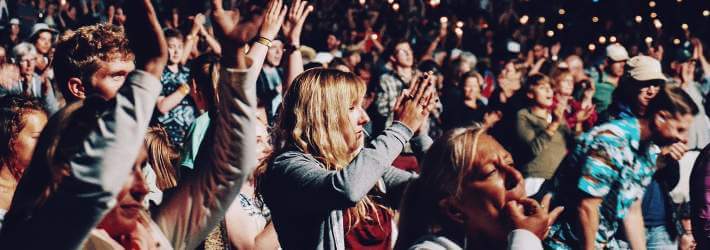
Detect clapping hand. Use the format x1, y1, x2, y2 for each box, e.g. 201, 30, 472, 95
259, 0, 288, 41
394, 72, 437, 132
211, 0, 261, 68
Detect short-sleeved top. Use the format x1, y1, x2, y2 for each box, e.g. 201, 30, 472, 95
157, 66, 196, 149
545, 115, 660, 249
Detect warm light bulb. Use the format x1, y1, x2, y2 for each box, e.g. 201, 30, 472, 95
645, 37, 653, 43
558, 9, 566, 15
556, 23, 564, 30
454, 28, 463, 37
650, 12, 657, 18
653, 19, 662, 29
456, 21, 464, 28
635, 16, 643, 23
429, 0, 441, 7
538, 16, 546, 23
588, 43, 596, 51
609, 36, 617, 43
359, 0, 366, 5
546, 30, 555, 37
673, 38, 681, 45
704, 10, 709, 17
592, 16, 599, 23
681, 23, 688, 30
649, 1, 656, 8
598, 36, 607, 44
440, 17, 448, 23
392, 3, 400, 11
520, 15, 529, 24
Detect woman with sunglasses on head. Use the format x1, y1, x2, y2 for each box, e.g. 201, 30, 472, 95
258, 68, 436, 250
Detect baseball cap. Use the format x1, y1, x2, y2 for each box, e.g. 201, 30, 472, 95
606, 43, 629, 62
626, 55, 666, 81
29, 23, 58, 41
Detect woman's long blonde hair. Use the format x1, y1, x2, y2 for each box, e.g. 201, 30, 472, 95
144, 126, 179, 190
395, 127, 488, 249
256, 68, 385, 227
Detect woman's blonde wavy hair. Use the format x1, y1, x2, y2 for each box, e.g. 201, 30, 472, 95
256, 68, 386, 228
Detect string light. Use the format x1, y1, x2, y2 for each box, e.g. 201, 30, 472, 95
556, 23, 564, 30
456, 21, 464, 28
392, 3, 400, 11
650, 12, 657, 18
673, 38, 681, 45
359, 0, 366, 5
645, 37, 653, 44
609, 36, 617, 43
440, 17, 448, 23
648, 1, 656, 8
558, 9, 566, 15
429, 0, 441, 7
681, 23, 688, 30
588, 43, 596, 51
635, 16, 643, 23
598, 36, 607, 44
704, 10, 710, 17
676, 0, 682, 2
546, 30, 555, 37
538, 16, 546, 23
387, 0, 394, 3
592, 16, 599, 23
520, 15, 529, 24
653, 19, 662, 29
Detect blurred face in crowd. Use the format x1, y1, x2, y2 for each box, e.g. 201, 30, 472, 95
17, 54, 37, 77
652, 111, 693, 147
672, 60, 696, 82
115, 7, 127, 25
636, 83, 661, 112
266, 40, 284, 67
13, 111, 48, 172
0, 47, 6, 63
34, 32, 53, 55
356, 67, 371, 83
10, 24, 19, 36
528, 82, 554, 108
532, 44, 545, 60
499, 61, 522, 92
452, 134, 525, 241
344, 53, 361, 68
167, 37, 184, 66
565, 56, 585, 82
326, 34, 340, 51
346, 94, 369, 152
555, 74, 574, 97
462, 76, 481, 101
255, 118, 272, 163
457, 61, 471, 77
392, 42, 414, 68
86, 59, 136, 100
608, 60, 626, 77
98, 146, 149, 237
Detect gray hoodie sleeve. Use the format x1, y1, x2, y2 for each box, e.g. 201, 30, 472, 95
0, 70, 161, 249
154, 67, 256, 250
268, 122, 413, 212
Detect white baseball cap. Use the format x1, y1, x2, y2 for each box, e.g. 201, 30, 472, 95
626, 55, 666, 81
606, 43, 629, 62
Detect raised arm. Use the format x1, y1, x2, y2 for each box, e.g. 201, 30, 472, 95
281, 0, 312, 91
0, 0, 167, 247
246, 0, 287, 85
153, 1, 258, 248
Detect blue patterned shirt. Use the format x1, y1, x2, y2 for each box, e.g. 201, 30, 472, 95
545, 116, 660, 249
157, 66, 195, 149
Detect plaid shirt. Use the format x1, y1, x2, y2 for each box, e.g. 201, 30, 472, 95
374, 70, 416, 130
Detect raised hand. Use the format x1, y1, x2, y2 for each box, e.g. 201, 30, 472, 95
123, 0, 168, 78
394, 73, 436, 132
259, 0, 288, 41
211, 0, 260, 68
282, 0, 314, 47
505, 194, 564, 240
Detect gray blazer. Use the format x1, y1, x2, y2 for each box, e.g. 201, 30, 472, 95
262, 122, 431, 250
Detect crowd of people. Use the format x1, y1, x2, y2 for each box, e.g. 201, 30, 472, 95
0, 0, 708, 249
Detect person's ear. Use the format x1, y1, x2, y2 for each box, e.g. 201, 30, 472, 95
527, 91, 534, 100
438, 198, 465, 224
67, 77, 86, 99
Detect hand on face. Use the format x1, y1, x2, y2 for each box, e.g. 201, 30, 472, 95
504, 194, 564, 240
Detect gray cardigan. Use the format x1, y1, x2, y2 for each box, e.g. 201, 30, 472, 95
262, 122, 429, 250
